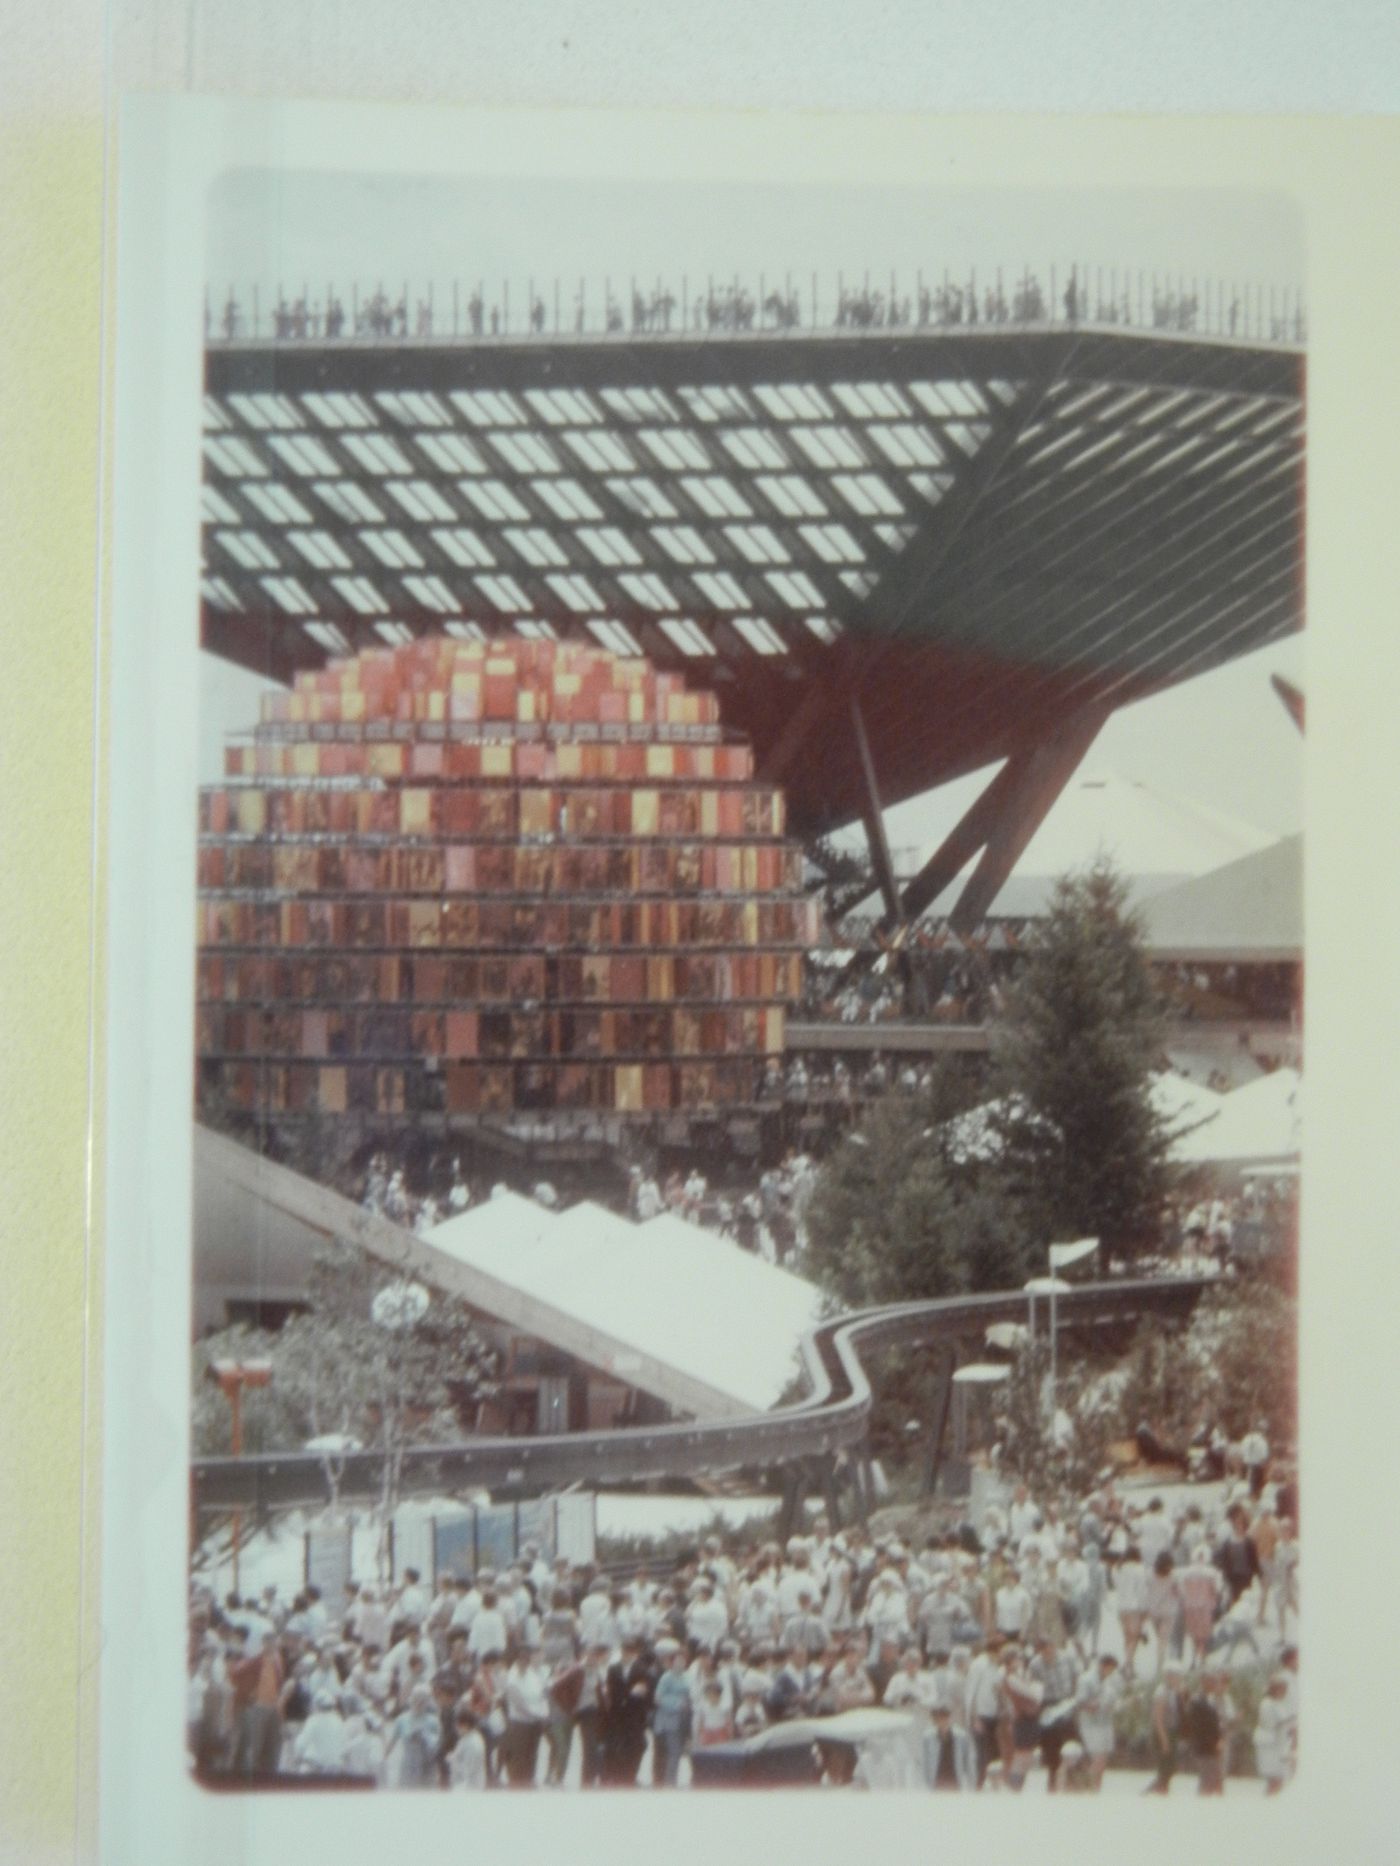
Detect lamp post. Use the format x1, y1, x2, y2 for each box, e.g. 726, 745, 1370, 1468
208, 1357, 273, 1596
1023, 1276, 1071, 1413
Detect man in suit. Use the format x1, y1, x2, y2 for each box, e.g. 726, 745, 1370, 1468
600, 1637, 655, 1785
923, 1705, 976, 1790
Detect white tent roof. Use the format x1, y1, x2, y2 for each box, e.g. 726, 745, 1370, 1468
946, 1073, 1226, 1169
1171, 1067, 1301, 1167
1138, 833, 1303, 960
903, 769, 1277, 918
428, 1196, 823, 1414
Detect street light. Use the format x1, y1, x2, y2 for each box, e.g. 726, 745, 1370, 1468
1023, 1276, 1071, 1412
1025, 1239, 1097, 1415
207, 1357, 273, 1595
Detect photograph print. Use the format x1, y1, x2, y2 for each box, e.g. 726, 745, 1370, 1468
185, 153, 1304, 1800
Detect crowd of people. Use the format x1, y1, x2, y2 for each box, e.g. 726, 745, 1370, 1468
207, 270, 1304, 347
188, 1466, 1298, 1793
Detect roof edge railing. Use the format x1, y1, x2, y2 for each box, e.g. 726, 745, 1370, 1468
204, 267, 1307, 351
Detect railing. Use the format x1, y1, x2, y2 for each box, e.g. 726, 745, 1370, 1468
204, 266, 1307, 350
190, 1273, 1210, 1513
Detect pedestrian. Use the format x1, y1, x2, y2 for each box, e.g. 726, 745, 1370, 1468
650, 1645, 693, 1786
1145, 1663, 1186, 1794
1115, 1545, 1149, 1677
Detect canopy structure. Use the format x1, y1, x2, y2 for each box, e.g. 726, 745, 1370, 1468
202, 323, 1303, 924
1138, 833, 1303, 961
1170, 1065, 1301, 1167
426, 1195, 823, 1414
193, 1125, 822, 1416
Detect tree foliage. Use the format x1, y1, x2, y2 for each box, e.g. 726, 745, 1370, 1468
191, 1239, 499, 1526
992, 1337, 1120, 1496
991, 858, 1172, 1261
1115, 1277, 1297, 1449
805, 1071, 1033, 1308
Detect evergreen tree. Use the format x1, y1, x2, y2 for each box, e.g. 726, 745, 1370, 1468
991, 857, 1171, 1263
804, 1070, 1032, 1308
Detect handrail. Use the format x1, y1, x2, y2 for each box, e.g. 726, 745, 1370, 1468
191, 1274, 1210, 1513
203, 266, 1305, 349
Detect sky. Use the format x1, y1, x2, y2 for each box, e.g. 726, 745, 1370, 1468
200, 168, 1305, 857
207, 169, 1303, 330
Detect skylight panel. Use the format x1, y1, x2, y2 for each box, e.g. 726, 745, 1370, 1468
361, 529, 424, 570
203, 396, 230, 431
680, 476, 752, 519
415, 432, 488, 475
267, 434, 344, 478
332, 575, 389, 614
203, 436, 267, 478
805, 615, 842, 644
490, 431, 561, 475
577, 526, 642, 568
752, 383, 834, 421
907, 471, 955, 505
261, 576, 317, 614
943, 421, 992, 457
719, 428, 789, 471
340, 433, 412, 477
301, 391, 376, 429
431, 526, 495, 568
200, 577, 238, 610
450, 389, 526, 427
228, 392, 303, 431
618, 572, 677, 610
514, 620, 558, 640
445, 621, 487, 641
289, 530, 353, 571
216, 529, 281, 571
731, 615, 788, 655
588, 619, 644, 655
639, 428, 710, 472
402, 574, 460, 613
678, 385, 756, 423
839, 569, 877, 598
305, 621, 350, 652
546, 573, 603, 612
386, 479, 457, 523
832, 382, 910, 420
724, 524, 788, 566
659, 618, 715, 657
524, 387, 602, 426
564, 430, 636, 473
766, 569, 823, 607
693, 570, 751, 609
474, 574, 531, 612
375, 390, 452, 428
240, 482, 314, 525
651, 525, 714, 565
314, 480, 384, 524
791, 426, 867, 470
374, 621, 416, 645
755, 475, 827, 519
832, 474, 904, 517
504, 526, 570, 568
868, 424, 945, 469
606, 476, 678, 521
200, 485, 242, 525
873, 523, 917, 552
601, 386, 680, 423
534, 478, 603, 522
459, 480, 531, 523
799, 523, 864, 563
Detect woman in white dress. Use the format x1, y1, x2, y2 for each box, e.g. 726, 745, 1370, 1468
1114, 1545, 1149, 1678
1074, 1655, 1123, 1792
1253, 1673, 1295, 1794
